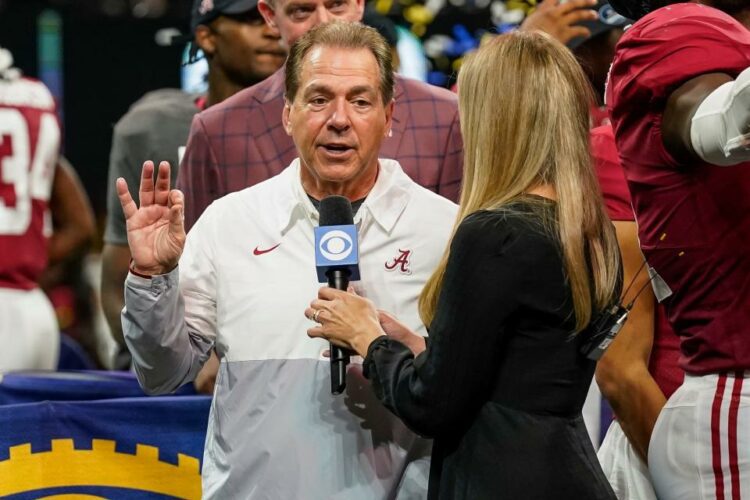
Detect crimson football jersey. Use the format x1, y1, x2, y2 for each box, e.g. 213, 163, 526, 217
0, 77, 59, 290
592, 125, 683, 397
607, 4, 750, 374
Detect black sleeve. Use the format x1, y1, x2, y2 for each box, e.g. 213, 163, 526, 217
363, 211, 530, 437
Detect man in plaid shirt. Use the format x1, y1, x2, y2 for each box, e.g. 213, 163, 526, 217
177, 0, 463, 231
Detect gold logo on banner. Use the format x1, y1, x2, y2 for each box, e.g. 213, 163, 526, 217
0, 439, 201, 499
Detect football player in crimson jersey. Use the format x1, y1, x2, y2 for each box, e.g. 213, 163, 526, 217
606, 0, 750, 498
0, 51, 95, 371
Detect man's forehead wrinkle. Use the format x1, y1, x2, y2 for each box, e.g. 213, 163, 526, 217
305, 65, 374, 79
303, 63, 374, 79
298, 49, 379, 97
303, 47, 377, 72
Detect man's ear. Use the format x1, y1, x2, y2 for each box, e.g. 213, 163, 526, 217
282, 99, 293, 136
194, 25, 216, 58
383, 99, 394, 138
258, 0, 278, 30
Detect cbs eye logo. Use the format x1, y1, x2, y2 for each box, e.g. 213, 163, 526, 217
319, 230, 354, 261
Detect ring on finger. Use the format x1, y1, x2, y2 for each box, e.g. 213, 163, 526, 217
312, 309, 322, 323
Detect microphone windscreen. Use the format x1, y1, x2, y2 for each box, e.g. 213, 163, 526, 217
319, 196, 354, 227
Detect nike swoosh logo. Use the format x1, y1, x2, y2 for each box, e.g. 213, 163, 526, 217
253, 243, 281, 256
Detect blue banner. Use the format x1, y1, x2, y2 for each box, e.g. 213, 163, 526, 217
0, 396, 210, 499
0, 371, 195, 405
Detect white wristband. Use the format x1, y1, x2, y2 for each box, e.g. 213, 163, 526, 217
690, 66, 750, 166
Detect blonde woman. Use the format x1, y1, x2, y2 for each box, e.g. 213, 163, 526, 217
306, 31, 620, 500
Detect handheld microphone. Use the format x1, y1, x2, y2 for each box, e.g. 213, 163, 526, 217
315, 196, 361, 395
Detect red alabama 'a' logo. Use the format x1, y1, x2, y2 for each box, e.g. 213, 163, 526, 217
385, 249, 412, 275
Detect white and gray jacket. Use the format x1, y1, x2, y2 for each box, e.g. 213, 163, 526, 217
122, 159, 457, 499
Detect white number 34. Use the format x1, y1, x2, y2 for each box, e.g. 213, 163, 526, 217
0, 108, 59, 235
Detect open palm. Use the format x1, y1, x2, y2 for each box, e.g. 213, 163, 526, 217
117, 160, 185, 276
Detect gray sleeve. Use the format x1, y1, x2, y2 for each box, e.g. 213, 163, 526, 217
104, 118, 145, 245
104, 98, 187, 245
122, 268, 213, 395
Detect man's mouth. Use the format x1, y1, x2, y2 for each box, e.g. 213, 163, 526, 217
321, 142, 353, 151
256, 48, 286, 57
319, 143, 355, 157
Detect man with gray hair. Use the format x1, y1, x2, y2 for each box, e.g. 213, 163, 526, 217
119, 22, 457, 499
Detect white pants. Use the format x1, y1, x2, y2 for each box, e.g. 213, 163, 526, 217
583, 379, 602, 449
598, 420, 658, 500
649, 372, 750, 500
0, 287, 59, 370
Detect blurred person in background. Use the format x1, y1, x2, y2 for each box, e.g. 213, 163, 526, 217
521, 0, 603, 46
568, 0, 628, 126
0, 48, 95, 371
306, 30, 621, 500
362, 7, 401, 70
101, 0, 285, 369
442, 0, 610, 94
42, 155, 99, 368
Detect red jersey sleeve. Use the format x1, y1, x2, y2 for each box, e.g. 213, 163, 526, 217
591, 125, 633, 222
607, 3, 750, 167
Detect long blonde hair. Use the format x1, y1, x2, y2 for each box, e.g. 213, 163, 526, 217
419, 31, 621, 332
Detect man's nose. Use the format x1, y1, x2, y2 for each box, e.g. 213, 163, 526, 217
262, 22, 281, 40
315, 5, 333, 24
327, 100, 351, 132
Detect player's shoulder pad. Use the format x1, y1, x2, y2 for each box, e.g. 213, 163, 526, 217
0, 76, 55, 111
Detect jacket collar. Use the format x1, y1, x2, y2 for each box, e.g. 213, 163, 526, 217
274, 158, 412, 235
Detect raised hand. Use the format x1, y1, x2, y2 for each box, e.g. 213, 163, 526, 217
520, 0, 598, 45
117, 160, 186, 276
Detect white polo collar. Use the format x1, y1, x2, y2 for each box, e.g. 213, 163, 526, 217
273, 158, 413, 235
